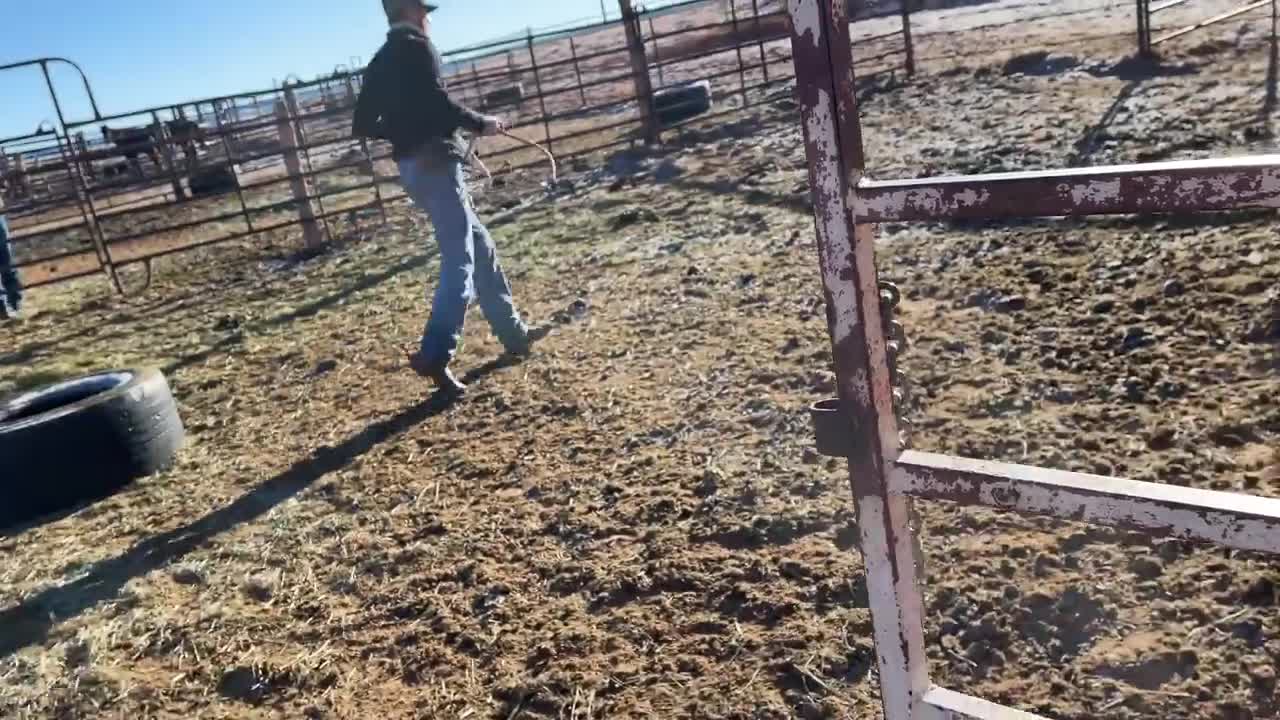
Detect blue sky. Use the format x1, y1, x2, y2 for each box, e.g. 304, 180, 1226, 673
0, 0, 622, 139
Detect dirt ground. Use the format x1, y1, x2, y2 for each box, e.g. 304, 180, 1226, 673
2, 1, 1279, 718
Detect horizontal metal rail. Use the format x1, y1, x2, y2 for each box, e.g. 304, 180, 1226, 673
892, 451, 1280, 554
920, 688, 1050, 720
16, 0, 899, 295
645, 11, 787, 42
0, 128, 58, 146
648, 31, 798, 71
22, 264, 103, 290
63, 72, 357, 130
854, 156, 1280, 221
1149, 0, 1196, 13
855, 46, 907, 66
485, 64, 805, 167
855, 27, 909, 45
1153, 0, 1271, 45
23, 190, 408, 288
447, 44, 631, 90
14, 240, 98, 272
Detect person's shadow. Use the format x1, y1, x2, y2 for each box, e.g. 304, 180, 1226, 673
0, 355, 518, 658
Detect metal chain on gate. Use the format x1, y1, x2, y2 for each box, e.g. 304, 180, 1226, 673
880, 280, 927, 582
879, 280, 913, 449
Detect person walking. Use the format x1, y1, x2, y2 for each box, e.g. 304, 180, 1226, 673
0, 180, 24, 321
353, 0, 544, 396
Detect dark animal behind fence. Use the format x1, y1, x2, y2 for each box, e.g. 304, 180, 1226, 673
101, 120, 206, 175
102, 124, 160, 173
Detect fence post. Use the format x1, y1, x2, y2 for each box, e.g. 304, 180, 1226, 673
287, 86, 335, 244
51, 131, 116, 292
1270, 0, 1278, 111
729, 0, 748, 105
151, 110, 188, 202
1137, 0, 1151, 56
619, 0, 660, 144
649, 16, 666, 89
789, 0, 931, 717
74, 132, 95, 182
901, 0, 916, 76
12, 153, 29, 198
569, 35, 588, 106
752, 0, 769, 84
470, 62, 483, 109
526, 29, 554, 157
211, 99, 253, 233
275, 92, 324, 250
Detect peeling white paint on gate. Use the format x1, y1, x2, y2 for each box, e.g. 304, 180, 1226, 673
854, 185, 992, 219
1060, 178, 1120, 206
789, 0, 822, 48
890, 452, 1280, 555
856, 494, 921, 720
804, 87, 861, 346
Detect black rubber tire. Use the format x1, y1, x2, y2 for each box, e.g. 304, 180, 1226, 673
189, 164, 239, 197
653, 80, 713, 127
0, 368, 184, 529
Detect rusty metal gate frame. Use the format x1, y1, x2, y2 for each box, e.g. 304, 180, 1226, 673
1138, 0, 1275, 55
788, 0, 1280, 718
0, 58, 143, 294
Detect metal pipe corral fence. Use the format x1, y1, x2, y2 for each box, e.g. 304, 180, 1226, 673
5, 0, 917, 294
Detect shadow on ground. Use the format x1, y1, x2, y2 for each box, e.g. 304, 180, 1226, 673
0, 362, 516, 657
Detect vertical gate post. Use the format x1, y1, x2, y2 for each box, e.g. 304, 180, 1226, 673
12, 154, 29, 198
151, 110, 188, 202
649, 16, 666, 89
619, 0, 661, 144
345, 75, 357, 108
275, 90, 324, 250
569, 35, 588, 105
526, 29, 555, 156
211, 100, 254, 233
1269, 0, 1278, 111
74, 132, 94, 182
286, 85, 334, 245
471, 62, 483, 108
1137, 0, 1153, 56
901, 0, 917, 76
51, 131, 116, 292
788, 0, 930, 718
752, 0, 770, 84
729, 0, 748, 105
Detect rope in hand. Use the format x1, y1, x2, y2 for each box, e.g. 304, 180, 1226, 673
464, 129, 559, 192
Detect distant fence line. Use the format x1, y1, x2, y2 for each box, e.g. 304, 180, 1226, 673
0, 0, 919, 295
3, 0, 1267, 295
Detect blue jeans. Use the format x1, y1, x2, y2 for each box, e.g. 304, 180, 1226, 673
0, 215, 21, 313
397, 155, 527, 367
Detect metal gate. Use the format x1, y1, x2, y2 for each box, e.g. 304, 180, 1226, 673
1137, 0, 1276, 56
787, 0, 1280, 717
0, 58, 121, 291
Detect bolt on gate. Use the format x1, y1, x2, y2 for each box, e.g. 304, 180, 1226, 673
787, 0, 1280, 718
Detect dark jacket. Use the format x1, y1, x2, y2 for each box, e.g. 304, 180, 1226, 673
353, 26, 486, 162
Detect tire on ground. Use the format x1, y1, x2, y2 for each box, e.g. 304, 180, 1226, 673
0, 368, 184, 529
654, 80, 713, 127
